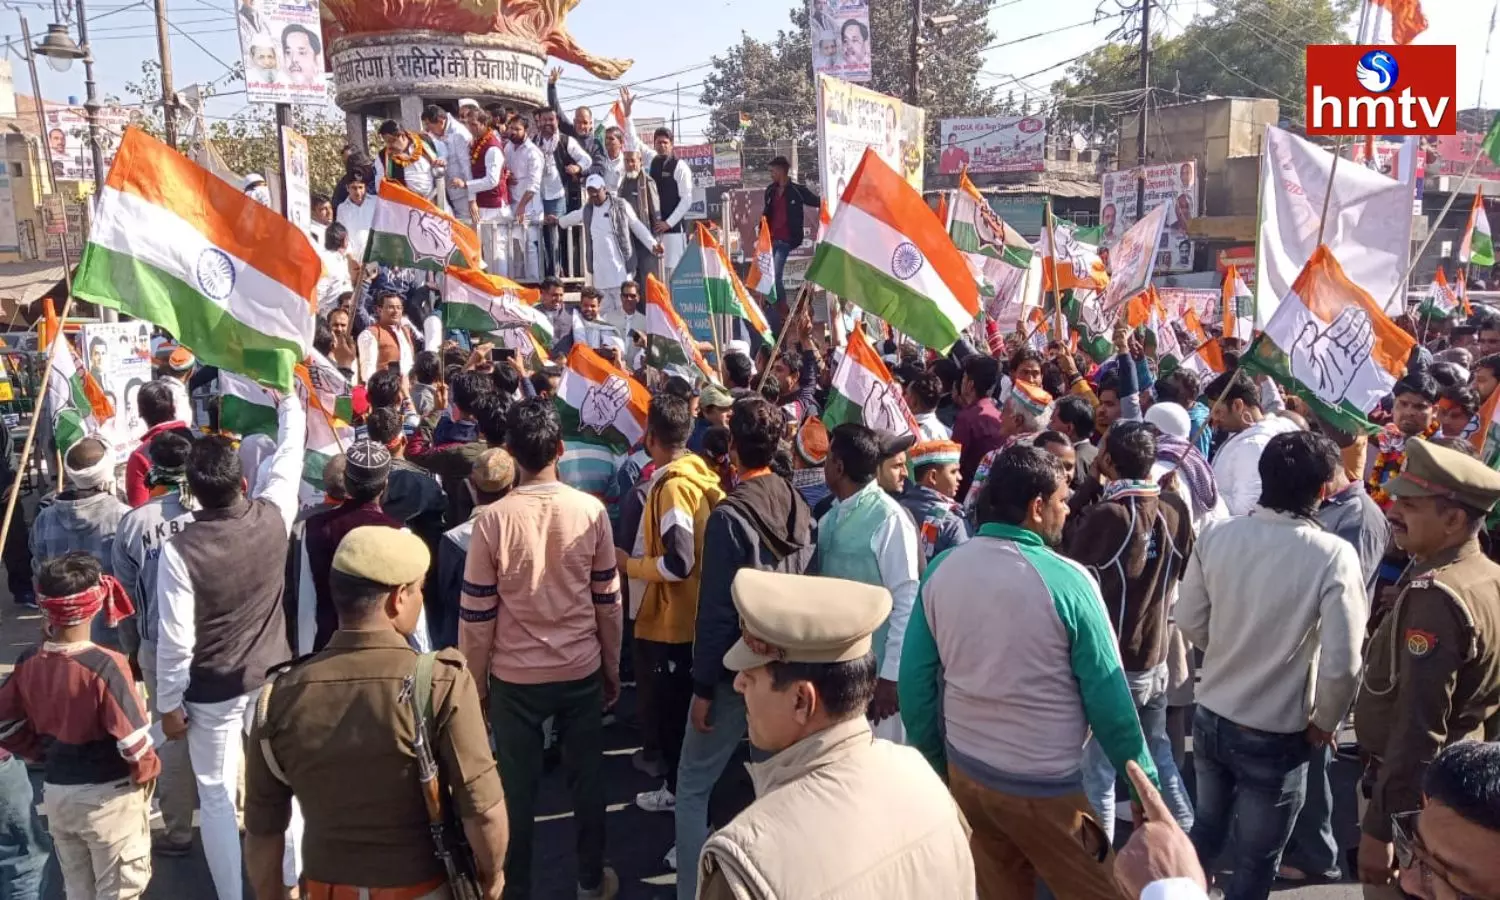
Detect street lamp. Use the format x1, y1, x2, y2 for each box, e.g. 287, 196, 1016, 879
34, 23, 83, 72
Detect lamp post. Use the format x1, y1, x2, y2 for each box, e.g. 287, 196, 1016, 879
34, 1, 113, 320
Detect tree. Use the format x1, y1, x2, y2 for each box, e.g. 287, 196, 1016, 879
1051, 0, 1357, 144
123, 59, 354, 197
699, 0, 999, 184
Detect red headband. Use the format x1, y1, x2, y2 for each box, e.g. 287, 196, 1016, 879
38, 576, 134, 630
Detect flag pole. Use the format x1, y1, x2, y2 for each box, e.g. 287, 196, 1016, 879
756, 283, 809, 392
2, 11, 85, 560
1383, 151, 1487, 316
1042, 199, 1066, 345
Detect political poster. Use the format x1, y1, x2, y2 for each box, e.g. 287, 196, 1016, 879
1157, 288, 1220, 322
713, 143, 742, 186
1101, 203, 1168, 313
42, 105, 130, 182
238, 0, 330, 106
281, 125, 311, 233
77, 322, 154, 463
937, 117, 1047, 175
1099, 161, 1199, 274
809, 0, 871, 84
816, 74, 925, 218
675, 143, 717, 221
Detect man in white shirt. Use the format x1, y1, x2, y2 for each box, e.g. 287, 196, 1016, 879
373, 119, 437, 201
500, 116, 544, 282
550, 174, 662, 331
599, 126, 628, 191
535, 107, 593, 279
421, 103, 472, 215
1204, 370, 1301, 516
637, 126, 693, 275
335, 180, 375, 261
356, 291, 419, 384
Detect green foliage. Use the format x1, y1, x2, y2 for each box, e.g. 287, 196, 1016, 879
1051, 0, 1356, 142
699, 0, 999, 180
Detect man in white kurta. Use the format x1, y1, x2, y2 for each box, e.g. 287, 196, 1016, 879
551, 174, 662, 333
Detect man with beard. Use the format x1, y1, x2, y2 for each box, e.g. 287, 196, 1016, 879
617, 147, 661, 290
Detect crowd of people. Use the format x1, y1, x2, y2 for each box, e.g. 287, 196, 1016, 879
0, 87, 1499, 900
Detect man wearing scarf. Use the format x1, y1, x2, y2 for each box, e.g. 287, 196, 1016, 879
0, 551, 156, 898
113, 429, 199, 857
30, 435, 129, 649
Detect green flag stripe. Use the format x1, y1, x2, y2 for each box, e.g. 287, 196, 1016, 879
220, 394, 279, 438
74, 243, 303, 392
805, 242, 964, 353
1239, 335, 1377, 435
365, 231, 463, 273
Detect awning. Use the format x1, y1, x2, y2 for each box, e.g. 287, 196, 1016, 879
0, 262, 66, 327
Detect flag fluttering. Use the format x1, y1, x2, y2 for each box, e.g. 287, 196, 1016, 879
41, 299, 112, 454
1221, 265, 1254, 341
73, 127, 318, 392
367, 181, 484, 273
822, 322, 919, 437
1241, 245, 1415, 435
806, 148, 979, 353
556, 344, 652, 497
443, 266, 553, 346
1461, 187, 1495, 269
644, 275, 715, 383
1372, 0, 1428, 44
743, 217, 779, 301
1039, 214, 1109, 294
699, 222, 774, 340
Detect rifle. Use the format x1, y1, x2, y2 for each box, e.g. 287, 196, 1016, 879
403, 655, 483, 900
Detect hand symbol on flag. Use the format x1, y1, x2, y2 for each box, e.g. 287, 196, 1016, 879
580, 375, 631, 435
407, 210, 456, 265
1289, 305, 1374, 406
863, 381, 909, 436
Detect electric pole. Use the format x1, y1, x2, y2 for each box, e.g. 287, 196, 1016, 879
1137, 0, 1151, 216
908, 0, 924, 105
154, 0, 177, 148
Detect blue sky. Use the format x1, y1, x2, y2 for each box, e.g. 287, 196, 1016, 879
5, 0, 1494, 141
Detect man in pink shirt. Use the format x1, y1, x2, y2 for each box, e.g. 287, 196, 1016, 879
460, 398, 623, 900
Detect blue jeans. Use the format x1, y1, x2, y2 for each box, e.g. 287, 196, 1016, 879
542, 196, 567, 278
0, 756, 52, 900
1190, 708, 1311, 900
771, 240, 792, 306
674, 683, 747, 900
1283, 743, 1341, 877
1081, 667, 1194, 840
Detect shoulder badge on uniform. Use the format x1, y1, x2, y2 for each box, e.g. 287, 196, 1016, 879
265, 652, 318, 677
1407, 577, 1432, 590
1405, 628, 1438, 658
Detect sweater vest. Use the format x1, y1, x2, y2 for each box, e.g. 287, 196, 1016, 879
650, 156, 683, 233
471, 132, 506, 209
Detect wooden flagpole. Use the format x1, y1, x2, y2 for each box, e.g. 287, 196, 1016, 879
756, 283, 810, 392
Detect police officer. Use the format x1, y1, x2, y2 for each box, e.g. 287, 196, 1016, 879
1354, 439, 1500, 897
245, 526, 510, 900
697, 570, 975, 899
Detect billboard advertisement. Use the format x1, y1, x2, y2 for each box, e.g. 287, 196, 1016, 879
1099, 161, 1199, 274
817, 74, 925, 218
936, 116, 1047, 175
43, 106, 130, 182
809, 0, 871, 84
674, 142, 716, 220
239, 0, 331, 106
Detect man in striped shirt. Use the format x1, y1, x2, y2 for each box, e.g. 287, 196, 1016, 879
0, 551, 158, 898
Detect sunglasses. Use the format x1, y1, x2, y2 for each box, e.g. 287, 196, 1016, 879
1394, 811, 1490, 900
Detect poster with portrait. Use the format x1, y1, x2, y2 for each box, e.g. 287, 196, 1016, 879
809, 0, 871, 84
937, 117, 1047, 175
77, 323, 155, 463
280, 125, 311, 232
238, 0, 330, 106
816, 74, 925, 218
1099, 161, 1199, 274
1100, 203, 1168, 313
43, 105, 130, 182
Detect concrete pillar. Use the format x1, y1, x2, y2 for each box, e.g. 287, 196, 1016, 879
345, 112, 365, 153
398, 95, 424, 131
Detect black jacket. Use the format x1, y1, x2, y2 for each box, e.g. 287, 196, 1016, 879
762, 181, 822, 250
692, 474, 815, 697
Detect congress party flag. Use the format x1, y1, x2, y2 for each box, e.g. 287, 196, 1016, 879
949, 171, 1037, 330
367, 181, 483, 273
556, 343, 652, 498
73, 127, 318, 392
807, 148, 980, 354
41, 299, 111, 455
1222, 265, 1255, 340
1421, 268, 1465, 319
644, 275, 715, 383
743, 217, 778, 301
1460, 187, 1495, 269
443, 266, 552, 346
1241, 245, 1415, 436
1099, 203, 1166, 313
822, 322, 918, 438
1039, 214, 1109, 294
700, 222, 774, 340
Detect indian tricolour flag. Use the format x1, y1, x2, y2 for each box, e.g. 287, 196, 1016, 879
743, 217, 778, 301
1460, 187, 1495, 269
556, 344, 651, 498
1422, 267, 1466, 319
1172, 307, 1229, 379
222, 369, 350, 493
822, 322, 918, 438
73, 127, 318, 392
644, 274, 714, 382
808, 149, 979, 354
1222, 265, 1254, 340
41, 299, 111, 454
700, 222, 774, 340
367, 181, 483, 273
1241, 244, 1415, 436
442, 266, 552, 346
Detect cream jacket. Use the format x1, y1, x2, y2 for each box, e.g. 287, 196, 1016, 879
698, 717, 974, 900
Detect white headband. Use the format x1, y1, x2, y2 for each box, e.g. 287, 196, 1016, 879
65, 440, 114, 491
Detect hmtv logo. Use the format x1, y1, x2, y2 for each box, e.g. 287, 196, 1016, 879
1305, 44, 1457, 136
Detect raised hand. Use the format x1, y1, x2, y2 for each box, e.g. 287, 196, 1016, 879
580, 375, 631, 433
1289, 305, 1374, 406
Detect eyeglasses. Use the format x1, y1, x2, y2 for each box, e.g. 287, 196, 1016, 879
1393, 811, 1490, 900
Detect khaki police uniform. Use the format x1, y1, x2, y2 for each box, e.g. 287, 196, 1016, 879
696, 570, 975, 900
1354, 440, 1500, 857
244, 527, 504, 898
